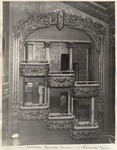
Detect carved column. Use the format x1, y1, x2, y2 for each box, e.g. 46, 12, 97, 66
76, 100, 79, 122
71, 97, 74, 114
67, 43, 74, 71
68, 90, 71, 114
47, 87, 50, 106
44, 86, 47, 104
90, 97, 95, 125
44, 42, 51, 63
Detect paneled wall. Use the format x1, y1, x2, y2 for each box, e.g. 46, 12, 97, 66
73, 43, 95, 81
50, 43, 68, 72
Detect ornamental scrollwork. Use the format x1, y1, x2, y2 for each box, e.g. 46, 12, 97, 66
47, 74, 75, 87
19, 63, 49, 77
45, 118, 74, 130
70, 125, 100, 139
13, 10, 105, 53
70, 85, 100, 98
64, 12, 105, 52
19, 107, 50, 120
13, 11, 57, 38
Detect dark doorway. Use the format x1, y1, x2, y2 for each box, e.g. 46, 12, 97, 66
73, 63, 79, 81
61, 54, 69, 71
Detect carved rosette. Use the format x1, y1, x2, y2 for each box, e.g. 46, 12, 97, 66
19, 107, 50, 120
19, 63, 49, 76
70, 125, 100, 139
45, 118, 74, 130
47, 74, 75, 87
70, 85, 100, 98
2, 82, 10, 100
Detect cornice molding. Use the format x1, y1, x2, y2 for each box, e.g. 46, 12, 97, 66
63, 2, 114, 23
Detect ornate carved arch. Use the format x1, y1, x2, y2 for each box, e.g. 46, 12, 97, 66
13, 10, 105, 52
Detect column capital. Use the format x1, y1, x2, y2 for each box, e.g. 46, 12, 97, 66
67, 42, 75, 48
44, 41, 51, 48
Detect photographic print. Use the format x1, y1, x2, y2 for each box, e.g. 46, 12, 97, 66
1, 0, 116, 148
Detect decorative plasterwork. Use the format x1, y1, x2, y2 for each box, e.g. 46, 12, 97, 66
13, 10, 105, 53
70, 84, 100, 98
109, 23, 115, 46
47, 74, 75, 87
67, 42, 75, 48
57, 10, 64, 30
44, 41, 51, 48
70, 124, 100, 139
19, 107, 49, 120
19, 62, 49, 76
2, 82, 10, 100
63, 2, 114, 23
45, 117, 74, 130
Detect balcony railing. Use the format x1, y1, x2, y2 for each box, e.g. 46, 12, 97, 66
70, 81, 100, 98
19, 61, 49, 77
47, 71, 75, 87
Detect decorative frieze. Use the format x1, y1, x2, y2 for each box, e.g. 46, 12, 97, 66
70, 84, 100, 98
70, 124, 100, 139
19, 106, 50, 120
19, 62, 49, 76
2, 82, 10, 100
45, 114, 74, 130
47, 73, 75, 87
